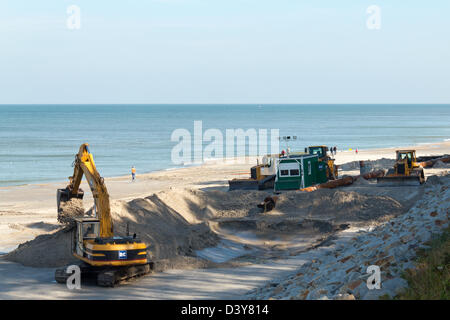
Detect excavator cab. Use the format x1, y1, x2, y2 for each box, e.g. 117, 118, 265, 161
74, 218, 100, 256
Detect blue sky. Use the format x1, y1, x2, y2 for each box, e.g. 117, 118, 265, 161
0, 1, 449, 104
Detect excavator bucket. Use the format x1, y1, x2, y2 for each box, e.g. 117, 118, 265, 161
57, 188, 85, 224
376, 176, 422, 187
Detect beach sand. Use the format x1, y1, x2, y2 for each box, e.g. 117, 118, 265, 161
0, 141, 449, 255
0, 141, 449, 299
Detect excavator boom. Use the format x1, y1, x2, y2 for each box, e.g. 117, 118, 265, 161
57, 143, 113, 237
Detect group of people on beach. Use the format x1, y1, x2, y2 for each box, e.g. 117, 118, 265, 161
330, 146, 338, 156
129, 144, 350, 182
330, 146, 358, 155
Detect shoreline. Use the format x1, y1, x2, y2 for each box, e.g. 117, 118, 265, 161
1, 139, 449, 190
0, 139, 448, 247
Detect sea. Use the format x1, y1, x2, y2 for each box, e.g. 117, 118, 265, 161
0, 104, 449, 187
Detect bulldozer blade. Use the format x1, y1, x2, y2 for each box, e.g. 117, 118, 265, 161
376, 176, 422, 187
228, 179, 259, 191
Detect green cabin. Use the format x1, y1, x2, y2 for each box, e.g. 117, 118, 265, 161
274, 154, 328, 191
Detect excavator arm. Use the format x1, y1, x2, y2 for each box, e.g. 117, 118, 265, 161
57, 143, 113, 238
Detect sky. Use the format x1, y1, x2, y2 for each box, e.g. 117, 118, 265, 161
0, 0, 449, 104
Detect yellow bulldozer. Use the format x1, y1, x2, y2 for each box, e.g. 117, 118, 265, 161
228, 154, 277, 190
305, 146, 338, 180
55, 143, 152, 287
377, 150, 425, 186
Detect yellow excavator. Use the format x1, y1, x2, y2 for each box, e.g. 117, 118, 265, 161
228, 154, 277, 191
305, 146, 338, 180
55, 143, 151, 287
377, 150, 425, 186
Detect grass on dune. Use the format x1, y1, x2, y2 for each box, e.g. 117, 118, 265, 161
396, 225, 450, 300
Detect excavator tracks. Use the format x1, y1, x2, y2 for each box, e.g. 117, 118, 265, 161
55, 262, 92, 284
55, 262, 153, 287
97, 263, 152, 287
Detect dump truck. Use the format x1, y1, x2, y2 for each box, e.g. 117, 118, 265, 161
377, 150, 425, 186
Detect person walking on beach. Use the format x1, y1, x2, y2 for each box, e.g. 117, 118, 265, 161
334, 146, 337, 155
131, 166, 136, 182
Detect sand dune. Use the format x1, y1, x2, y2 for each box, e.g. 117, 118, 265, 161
3, 180, 422, 270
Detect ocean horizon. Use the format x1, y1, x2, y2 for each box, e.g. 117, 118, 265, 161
1, 104, 449, 187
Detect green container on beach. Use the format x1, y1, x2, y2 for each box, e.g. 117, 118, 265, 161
274, 154, 327, 191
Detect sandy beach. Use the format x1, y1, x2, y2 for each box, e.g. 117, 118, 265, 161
1, 140, 448, 216
1, 141, 449, 254
0, 140, 449, 299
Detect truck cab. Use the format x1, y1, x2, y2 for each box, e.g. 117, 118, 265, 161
305, 145, 337, 180
305, 146, 329, 159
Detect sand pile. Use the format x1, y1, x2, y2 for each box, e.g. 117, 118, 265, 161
339, 158, 395, 171
156, 188, 405, 235
352, 176, 371, 185
110, 197, 219, 260
4, 226, 77, 268
4, 186, 406, 269
156, 189, 269, 220
5, 197, 85, 267
433, 160, 450, 168
274, 189, 403, 222
4, 194, 221, 269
